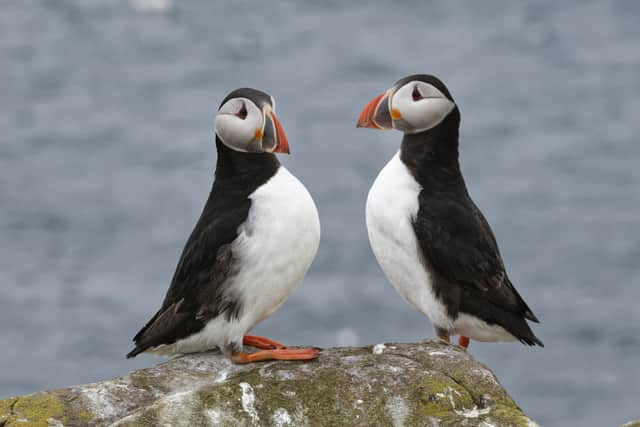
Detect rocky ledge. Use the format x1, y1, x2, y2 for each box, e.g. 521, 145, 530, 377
0, 341, 539, 426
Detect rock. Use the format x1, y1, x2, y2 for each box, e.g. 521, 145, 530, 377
0, 341, 538, 426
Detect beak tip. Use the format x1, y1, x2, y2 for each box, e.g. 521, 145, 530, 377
267, 110, 290, 154
357, 92, 390, 131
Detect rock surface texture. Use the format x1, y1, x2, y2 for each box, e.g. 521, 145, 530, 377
0, 341, 539, 426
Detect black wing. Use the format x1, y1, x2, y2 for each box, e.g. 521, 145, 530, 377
412, 191, 539, 323
126, 196, 251, 358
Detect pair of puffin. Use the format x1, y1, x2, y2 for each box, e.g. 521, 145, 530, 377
127, 76, 542, 365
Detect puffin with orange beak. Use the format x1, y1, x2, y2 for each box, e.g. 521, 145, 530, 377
127, 88, 321, 363
358, 75, 542, 349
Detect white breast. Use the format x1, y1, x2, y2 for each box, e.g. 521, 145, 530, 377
366, 152, 453, 330
233, 166, 321, 327
162, 166, 321, 355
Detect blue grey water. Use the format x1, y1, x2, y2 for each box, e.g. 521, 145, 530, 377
1, 1, 639, 425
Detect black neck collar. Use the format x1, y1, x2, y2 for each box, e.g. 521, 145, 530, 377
399, 108, 466, 191
213, 138, 280, 191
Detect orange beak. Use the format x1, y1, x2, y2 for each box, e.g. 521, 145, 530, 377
269, 111, 290, 154
356, 89, 394, 130
261, 107, 290, 154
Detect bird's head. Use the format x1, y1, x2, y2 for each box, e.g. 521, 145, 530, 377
357, 74, 456, 135
215, 88, 289, 154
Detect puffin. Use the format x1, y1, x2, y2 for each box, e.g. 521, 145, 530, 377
127, 88, 321, 363
357, 74, 543, 349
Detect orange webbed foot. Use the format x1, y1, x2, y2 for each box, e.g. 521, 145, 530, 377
232, 348, 320, 364
243, 335, 287, 350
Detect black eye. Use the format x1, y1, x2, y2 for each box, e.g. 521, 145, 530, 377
412, 86, 423, 101
236, 103, 248, 120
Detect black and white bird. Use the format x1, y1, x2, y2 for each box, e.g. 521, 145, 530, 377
357, 74, 542, 349
127, 88, 321, 363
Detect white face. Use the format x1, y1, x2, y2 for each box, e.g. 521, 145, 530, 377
215, 97, 265, 152
391, 81, 455, 134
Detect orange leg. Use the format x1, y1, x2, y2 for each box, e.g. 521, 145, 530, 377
243, 335, 286, 350
458, 336, 470, 350
232, 348, 320, 364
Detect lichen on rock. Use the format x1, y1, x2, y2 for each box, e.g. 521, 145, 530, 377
0, 341, 538, 426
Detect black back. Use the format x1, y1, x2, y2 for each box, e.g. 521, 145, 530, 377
127, 139, 280, 357
399, 76, 542, 346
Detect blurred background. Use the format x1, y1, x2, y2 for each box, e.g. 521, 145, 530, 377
1, 1, 639, 425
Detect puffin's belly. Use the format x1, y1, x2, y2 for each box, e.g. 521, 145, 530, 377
155, 166, 320, 355
232, 166, 321, 329
366, 152, 453, 330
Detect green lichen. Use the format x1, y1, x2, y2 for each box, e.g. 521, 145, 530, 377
0, 397, 17, 426
409, 373, 474, 419
490, 403, 536, 427
192, 364, 397, 425
0, 342, 537, 426
0, 391, 95, 427
442, 368, 533, 426
447, 368, 514, 406
2, 392, 66, 427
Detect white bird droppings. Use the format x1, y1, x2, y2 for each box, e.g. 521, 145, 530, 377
272, 408, 292, 426
372, 343, 386, 354
81, 383, 124, 419
215, 370, 229, 383
456, 406, 491, 418
206, 409, 221, 424
240, 382, 259, 425
385, 395, 409, 427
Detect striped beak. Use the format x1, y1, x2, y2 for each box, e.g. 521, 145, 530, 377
356, 89, 395, 130
261, 105, 290, 154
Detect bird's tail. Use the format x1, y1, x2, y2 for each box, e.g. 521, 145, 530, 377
126, 346, 144, 359
518, 331, 544, 347
514, 317, 544, 347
